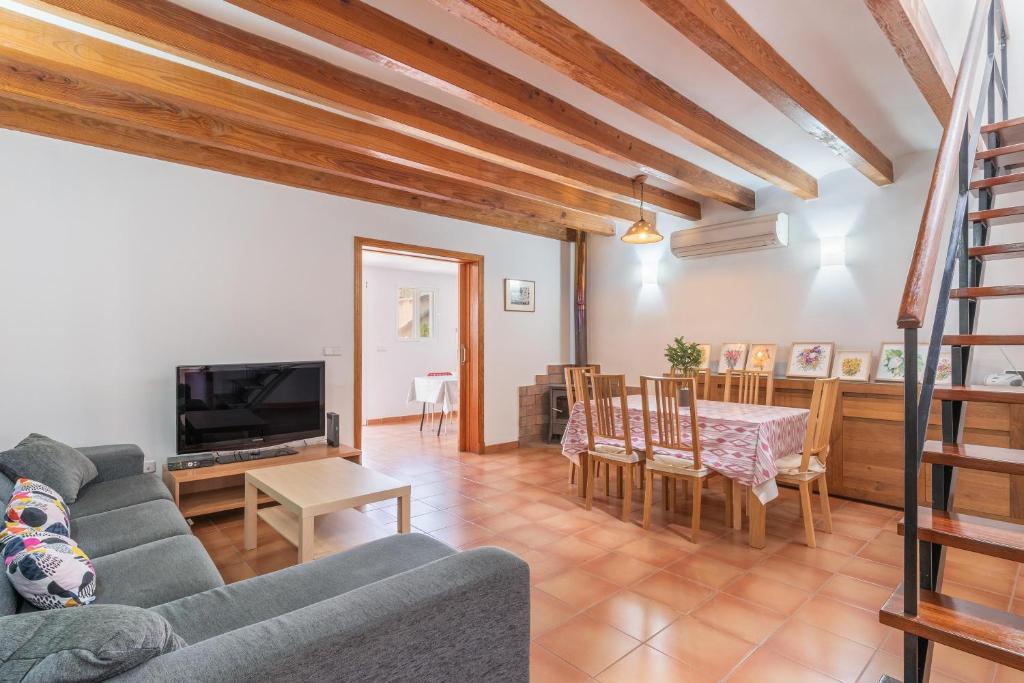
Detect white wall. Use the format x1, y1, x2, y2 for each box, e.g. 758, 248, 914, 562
588, 149, 1024, 381
0, 130, 568, 462
362, 265, 458, 420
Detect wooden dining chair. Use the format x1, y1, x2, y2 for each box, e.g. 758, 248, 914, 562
582, 373, 640, 522
639, 375, 722, 541
771, 377, 840, 548
724, 369, 774, 405
565, 365, 597, 487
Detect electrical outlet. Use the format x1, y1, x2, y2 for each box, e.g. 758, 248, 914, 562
143, 460, 156, 474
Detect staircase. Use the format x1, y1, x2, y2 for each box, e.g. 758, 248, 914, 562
878, 2, 1020, 681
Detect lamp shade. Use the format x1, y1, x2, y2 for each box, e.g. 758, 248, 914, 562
621, 218, 663, 244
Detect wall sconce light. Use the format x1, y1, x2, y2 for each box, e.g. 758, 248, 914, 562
641, 259, 659, 286
820, 235, 846, 267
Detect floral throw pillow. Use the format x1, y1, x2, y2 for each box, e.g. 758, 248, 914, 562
3, 531, 96, 609
1, 479, 70, 549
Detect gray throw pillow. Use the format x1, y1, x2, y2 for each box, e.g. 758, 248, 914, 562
0, 435, 98, 504
0, 605, 186, 682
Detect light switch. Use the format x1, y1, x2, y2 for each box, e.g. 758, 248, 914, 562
323, 346, 343, 356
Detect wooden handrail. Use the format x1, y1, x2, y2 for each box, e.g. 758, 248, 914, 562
898, 0, 995, 329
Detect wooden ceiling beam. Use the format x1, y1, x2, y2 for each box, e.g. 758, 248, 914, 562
23, 0, 699, 220
863, 0, 955, 124
641, 0, 895, 186
0, 9, 630, 230
225, 0, 754, 209
0, 96, 572, 241
0, 56, 615, 235
430, 0, 818, 200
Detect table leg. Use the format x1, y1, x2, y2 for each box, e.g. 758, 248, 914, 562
419, 402, 426, 431
731, 480, 743, 531
298, 515, 315, 563
724, 478, 734, 528
397, 489, 412, 533
747, 489, 767, 549
243, 480, 258, 551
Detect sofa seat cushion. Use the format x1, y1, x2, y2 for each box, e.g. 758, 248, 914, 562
30, 536, 223, 611
0, 604, 185, 682
153, 533, 455, 644
70, 474, 172, 518
74, 500, 191, 559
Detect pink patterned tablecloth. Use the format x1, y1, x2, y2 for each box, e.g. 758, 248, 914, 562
561, 396, 808, 503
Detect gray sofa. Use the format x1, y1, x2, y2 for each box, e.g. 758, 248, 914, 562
0, 444, 531, 682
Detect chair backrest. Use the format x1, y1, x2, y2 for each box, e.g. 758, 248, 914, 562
724, 369, 774, 405
582, 372, 632, 453
639, 375, 701, 468
799, 377, 840, 471
564, 365, 596, 407
669, 367, 711, 401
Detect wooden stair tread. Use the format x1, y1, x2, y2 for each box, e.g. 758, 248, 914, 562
880, 585, 1024, 669
971, 172, 1024, 195
923, 441, 1024, 475
950, 286, 1024, 299
944, 334, 1024, 345
983, 116, 1024, 145
969, 243, 1024, 260
969, 205, 1024, 227
897, 507, 1024, 562
933, 386, 1024, 404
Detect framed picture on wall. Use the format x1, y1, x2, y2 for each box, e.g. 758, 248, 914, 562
696, 344, 712, 370
786, 342, 835, 378
745, 344, 777, 373
833, 350, 871, 382
504, 278, 535, 312
717, 343, 748, 373
875, 342, 928, 382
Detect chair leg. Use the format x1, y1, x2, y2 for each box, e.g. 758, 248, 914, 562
799, 481, 816, 548
818, 476, 833, 533
585, 457, 596, 511
668, 479, 676, 512
691, 477, 703, 542
621, 463, 632, 523
605, 463, 611, 497
642, 470, 654, 529
569, 462, 576, 485
576, 454, 588, 498
662, 477, 670, 510
616, 466, 624, 498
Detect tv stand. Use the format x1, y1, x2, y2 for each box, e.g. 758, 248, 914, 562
164, 442, 361, 518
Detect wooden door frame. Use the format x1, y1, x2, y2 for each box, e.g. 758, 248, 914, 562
353, 237, 484, 453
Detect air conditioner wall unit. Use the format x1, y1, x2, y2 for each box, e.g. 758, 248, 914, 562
670, 213, 789, 259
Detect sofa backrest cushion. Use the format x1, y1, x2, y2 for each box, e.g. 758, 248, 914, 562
0, 604, 186, 680
0, 434, 98, 504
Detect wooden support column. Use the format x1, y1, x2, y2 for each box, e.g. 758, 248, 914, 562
574, 230, 588, 366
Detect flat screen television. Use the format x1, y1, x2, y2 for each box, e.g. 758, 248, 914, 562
176, 361, 325, 454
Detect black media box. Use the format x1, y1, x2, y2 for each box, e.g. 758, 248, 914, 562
166, 453, 216, 471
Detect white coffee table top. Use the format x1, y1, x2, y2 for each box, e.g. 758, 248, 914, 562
245, 457, 409, 517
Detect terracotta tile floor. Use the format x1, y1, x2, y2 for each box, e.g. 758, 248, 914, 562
192, 424, 1024, 682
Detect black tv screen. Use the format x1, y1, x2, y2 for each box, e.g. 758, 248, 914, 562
176, 361, 325, 454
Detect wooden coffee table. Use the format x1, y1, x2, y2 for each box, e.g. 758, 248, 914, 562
243, 457, 411, 563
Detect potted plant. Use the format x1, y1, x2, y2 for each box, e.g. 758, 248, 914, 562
665, 336, 703, 377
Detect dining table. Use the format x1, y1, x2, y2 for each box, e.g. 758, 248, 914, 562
560, 395, 809, 548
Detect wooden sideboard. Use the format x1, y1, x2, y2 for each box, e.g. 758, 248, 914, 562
700, 375, 1024, 522
163, 443, 362, 518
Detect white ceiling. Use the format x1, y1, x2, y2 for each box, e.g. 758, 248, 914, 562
362, 250, 459, 274
8, 0, 983, 207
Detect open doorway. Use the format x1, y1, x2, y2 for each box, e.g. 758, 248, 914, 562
354, 238, 483, 453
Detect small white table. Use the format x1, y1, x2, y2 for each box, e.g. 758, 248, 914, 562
243, 458, 411, 563
407, 375, 459, 434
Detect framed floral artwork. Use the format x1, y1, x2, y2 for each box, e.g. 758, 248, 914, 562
786, 342, 835, 378
717, 343, 748, 373
935, 347, 953, 385
696, 344, 712, 370
875, 342, 928, 382
833, 351, 871, 382
745, 344, 778, 373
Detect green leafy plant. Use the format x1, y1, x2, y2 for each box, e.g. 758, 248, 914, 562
665, 336, 703, 375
